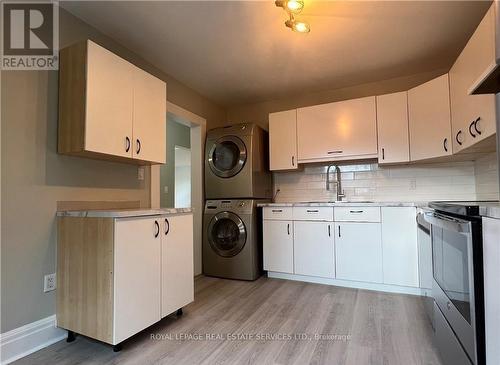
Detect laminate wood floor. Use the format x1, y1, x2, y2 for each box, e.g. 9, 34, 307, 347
15, 275, 442, 365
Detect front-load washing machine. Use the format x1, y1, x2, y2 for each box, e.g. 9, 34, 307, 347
205, 123, 271, 199
203, 199, 264, 280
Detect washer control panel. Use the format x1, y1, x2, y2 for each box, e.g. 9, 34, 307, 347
205, 200, 254, 214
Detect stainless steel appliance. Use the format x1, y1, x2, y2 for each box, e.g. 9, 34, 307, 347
417, 208, 434, 325
204, 123, 272, 199
426, 202, 485, 365
203, 199, 264, 280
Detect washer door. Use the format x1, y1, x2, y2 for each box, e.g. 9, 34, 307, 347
208, 136, 247, 178
208, 212, 247, 257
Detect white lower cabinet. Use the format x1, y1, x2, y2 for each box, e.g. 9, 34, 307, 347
114, 217, 161, 344
335, 222, 383, 283
263, 220, 294, 274
381, 207, 419, 287
293, 221, 335, 278
161, 214, 194, 318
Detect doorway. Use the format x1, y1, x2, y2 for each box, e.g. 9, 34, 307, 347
174, 146, 191, 208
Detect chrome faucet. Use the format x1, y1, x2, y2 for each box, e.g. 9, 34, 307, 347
326, 165, 346, 201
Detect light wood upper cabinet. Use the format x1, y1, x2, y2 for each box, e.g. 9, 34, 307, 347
376, 92, 410, 164
133, 67, 167, 164
449, 4, 496, 153
268, 109, 298, 170
297, 96, 378, 163
408, 74, 452, 161
58, 40, 167, 165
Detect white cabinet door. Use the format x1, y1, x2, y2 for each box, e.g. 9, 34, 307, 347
114, 217, 161, 344
294, 221, 335, 278
408, 74, 452, 161
161, 214, 194, 318
335, 223, 382, 283
449, 5, 496, 153
269, 110, 298, 170
85, 41, 134, 158
263, 220, 293, 274
376, 92, 410, 164
381, 207, 419, 287
133, 67, 167, 163
297, 96, 377, 162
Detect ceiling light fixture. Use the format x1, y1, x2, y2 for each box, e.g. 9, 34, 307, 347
285, 14, 310, 33
275, 0, 310, 34
275, 0, 304, 14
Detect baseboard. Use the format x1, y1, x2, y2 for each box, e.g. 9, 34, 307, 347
0, 315, 66, 364
267, 271, 429, 296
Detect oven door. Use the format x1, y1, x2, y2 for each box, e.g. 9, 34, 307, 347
425, 211, 477, 363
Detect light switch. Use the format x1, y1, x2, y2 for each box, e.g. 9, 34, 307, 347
138, 167, 145, 181
164, 186, 168, 193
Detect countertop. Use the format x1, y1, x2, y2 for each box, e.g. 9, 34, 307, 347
56, 208, 193, 218
257, 202, 425, 208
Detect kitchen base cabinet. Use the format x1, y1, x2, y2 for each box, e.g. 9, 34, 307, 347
263, 220, 294, 274
335, 222, 383, 283
293, 221, 335, 278
56, 213, 193, 347
161, 214, 194, 318
381, 207, 419, 287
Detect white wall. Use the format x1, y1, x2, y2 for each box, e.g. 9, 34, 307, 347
273, 159, 497, 203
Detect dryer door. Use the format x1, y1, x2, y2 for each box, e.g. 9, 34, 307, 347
208, 136, 247, 178
208, 212, 247, 257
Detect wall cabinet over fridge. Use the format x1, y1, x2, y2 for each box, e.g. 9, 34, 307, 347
58, 40, 167, 165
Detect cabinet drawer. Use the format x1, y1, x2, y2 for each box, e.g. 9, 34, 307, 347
334, 207, 381, 222
293, 207, 334, 221
263, 207, 293, 220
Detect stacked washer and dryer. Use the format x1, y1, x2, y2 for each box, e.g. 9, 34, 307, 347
203, 123, 271, 280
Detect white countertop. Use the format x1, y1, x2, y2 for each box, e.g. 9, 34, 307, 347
56, 207, 193, 218
257, 201, 425, 208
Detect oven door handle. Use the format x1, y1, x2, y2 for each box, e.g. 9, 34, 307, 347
423, 212, 471, 234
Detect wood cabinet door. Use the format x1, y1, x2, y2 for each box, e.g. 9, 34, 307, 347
133, 67, 167, 163
335, 223, 382, 283
114, 217, 161, 344
376, 92, 410, 164
449, 5, 496, 153
269, 110, 298, 170
293, 221, 335, 278
381, 207, 419, 287
263, 220, 294, 273
161, 214, 194, 318
408, 74, 452, 161
85, 41, 134, 158
297, 96, 377, 162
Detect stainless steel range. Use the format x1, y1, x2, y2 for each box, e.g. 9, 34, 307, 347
426, 202, 486, 365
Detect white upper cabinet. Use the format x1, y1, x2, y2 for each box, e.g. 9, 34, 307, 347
269, 109, 298, 171
408, 74, 452, 161
133, 67, 167, 164
449, 4, 497, 153
58, 40, 167, 165
297, 96, 378, 163
85, 41, 134, 158
376, 92, 410, 164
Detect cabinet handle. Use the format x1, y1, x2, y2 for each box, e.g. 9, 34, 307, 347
154, 220, 160, 238
287, 223, 290, 235
469, 120, 477, 138
272, 209, 283, 213
443, 138, 448, 152
306, 209, 319, 213
164, 218, 170, 235
328, 225, 331, 237
382, 148, 385, 160
292, 156, 295, 166
350, 210, 364, 213
456, 131, 463, 146
125, 137, 131, 152
338, 225, 341, 238
474, 117, 482, 135
327, 150, 343, 154
136, 139, 141, 154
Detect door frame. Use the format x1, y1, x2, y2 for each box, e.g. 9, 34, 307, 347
150, 101, 206, 276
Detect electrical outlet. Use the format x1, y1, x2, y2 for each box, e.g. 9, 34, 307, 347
138, 167, 145, 181
164, 186, 168, 193
409, 179, 417, 190
44, 273, 56, 292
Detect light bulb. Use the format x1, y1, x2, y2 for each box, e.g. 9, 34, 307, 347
275, 0, 304, 13
285, 17, 310, 33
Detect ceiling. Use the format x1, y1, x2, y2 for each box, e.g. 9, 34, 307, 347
61, 1, 492, 107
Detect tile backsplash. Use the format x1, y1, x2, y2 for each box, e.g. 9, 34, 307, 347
273, 154, 499, 203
